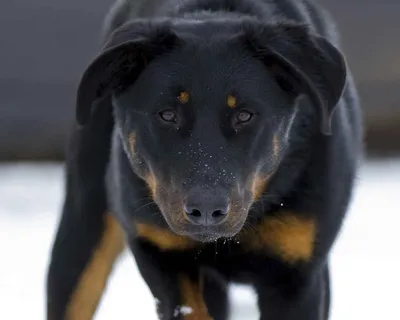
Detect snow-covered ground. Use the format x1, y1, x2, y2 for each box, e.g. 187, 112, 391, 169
1, 160, 399, 319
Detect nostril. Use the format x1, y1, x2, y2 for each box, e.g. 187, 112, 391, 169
210, 204, 229, 224
184, 207, 204, 225
191, 209, 202, 218
212, 210, 225, 218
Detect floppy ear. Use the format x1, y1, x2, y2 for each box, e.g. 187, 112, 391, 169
76, 22, 179, 125
242, 22, 347, 135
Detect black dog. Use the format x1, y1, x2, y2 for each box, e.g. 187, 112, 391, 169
47, 0, 363, 319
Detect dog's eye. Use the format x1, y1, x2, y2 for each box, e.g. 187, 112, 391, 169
159, 109, 177, 123
236, 110, 253, 124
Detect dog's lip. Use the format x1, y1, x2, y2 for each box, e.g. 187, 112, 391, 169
177, 226, 241, 242
188, 232, 221, 242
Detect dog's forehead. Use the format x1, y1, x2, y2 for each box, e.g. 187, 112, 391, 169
112, 19, 279, 108
127, 42, 275, 112
152, 48, 266, 106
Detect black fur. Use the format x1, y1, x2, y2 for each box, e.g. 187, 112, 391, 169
47, 0, 363, 319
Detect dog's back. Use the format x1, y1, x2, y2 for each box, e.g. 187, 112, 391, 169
104, 0, 338, 42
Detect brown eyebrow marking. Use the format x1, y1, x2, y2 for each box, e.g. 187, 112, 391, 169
178, 91, 190, 104
227, 95, 237, 108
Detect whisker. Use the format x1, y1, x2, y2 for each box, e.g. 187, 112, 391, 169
132, 201, 157, 215
243, 220, 257, 234
132, 196, 154, 205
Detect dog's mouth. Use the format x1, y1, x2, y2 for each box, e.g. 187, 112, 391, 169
152, 194, 250, 242
175, 227, 243, 243
186, 232, 221, 242
158, 207, 249, 242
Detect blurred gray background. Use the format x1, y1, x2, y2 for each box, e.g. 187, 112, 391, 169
1, 0, 399, 161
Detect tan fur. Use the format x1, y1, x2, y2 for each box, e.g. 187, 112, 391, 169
251, 175, 269, 200
65, 214, 125, 319
135, 223, 198, 251
273, 134, 279, 158
144, 174, 157, 199
178, 91, 190, 104
179, 275, 212, 320
128, 132, 136, 156
227, 94, 237, 108
127, 133, 157, 199
240, 212, 316, 264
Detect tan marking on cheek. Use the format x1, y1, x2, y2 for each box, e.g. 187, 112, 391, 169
144, 174, 157, 199
251, 175, 270, 200
128, 132, 136, 156
227, 95, 237, 108
273, 134, 279, 158
65, 214, 125, 319
178, 91, 190, 104
179, 275, 212, 320
135, 223, 198, 251
240, 212, 316, 264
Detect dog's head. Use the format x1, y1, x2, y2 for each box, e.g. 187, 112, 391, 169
76, 18, 346, 242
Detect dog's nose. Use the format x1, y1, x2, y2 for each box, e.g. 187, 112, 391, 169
184, 188, 230, 226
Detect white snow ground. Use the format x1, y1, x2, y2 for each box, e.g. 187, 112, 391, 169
0, 160, 399, 320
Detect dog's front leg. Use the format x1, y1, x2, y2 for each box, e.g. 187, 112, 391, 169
254, 264, 329, 320
130, 240, 214, 320
47, 211, 125, 320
